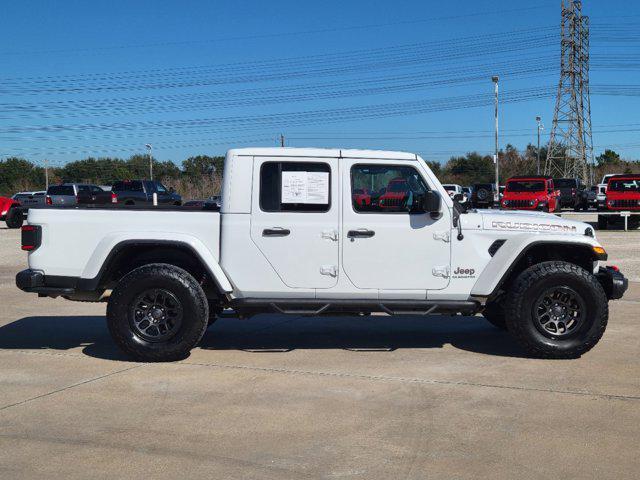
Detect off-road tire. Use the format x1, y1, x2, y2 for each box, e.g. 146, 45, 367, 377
5, 207, 23, 229
482, 301, 507, 330
504, 261, 608, 359
597, 215, 608, 230
107, 263, 209, 362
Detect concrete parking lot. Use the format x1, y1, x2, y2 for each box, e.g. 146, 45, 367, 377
1, 226, 639, 479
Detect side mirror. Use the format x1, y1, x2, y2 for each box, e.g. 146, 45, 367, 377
169, 187, 176, 193
423, 190, 441, 214
453, 193, 464, 202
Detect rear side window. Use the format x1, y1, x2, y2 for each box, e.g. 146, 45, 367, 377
351, 164, 429, 213
47, 185, 75, 196
260, 162, 331, 212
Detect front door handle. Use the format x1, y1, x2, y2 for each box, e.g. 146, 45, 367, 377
263, 228, 291, 237
347, 229, 375, 238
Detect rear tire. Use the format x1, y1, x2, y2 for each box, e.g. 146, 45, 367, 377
5, 207, 23, 229
504, 261, 608, 359
107, 263, 209, 362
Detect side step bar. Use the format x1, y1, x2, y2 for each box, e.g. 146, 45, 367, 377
229, 298, 480, 317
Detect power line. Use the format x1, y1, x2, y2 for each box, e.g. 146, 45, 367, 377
0, 3, 557, 57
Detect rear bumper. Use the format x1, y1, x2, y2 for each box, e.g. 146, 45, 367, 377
16, 269, 77, 296
596, 267, 628, 300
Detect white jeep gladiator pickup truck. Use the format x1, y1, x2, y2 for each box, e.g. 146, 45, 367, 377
17, 148, 628, 361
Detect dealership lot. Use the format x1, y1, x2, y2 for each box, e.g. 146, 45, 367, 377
1, 227, 639, 479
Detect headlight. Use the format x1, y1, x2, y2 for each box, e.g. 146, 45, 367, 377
503, 200, 509, 205
608, 200, 614, 206
529, 200, 536, 206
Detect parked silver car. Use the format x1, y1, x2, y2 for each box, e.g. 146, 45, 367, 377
12, 191, 46, 209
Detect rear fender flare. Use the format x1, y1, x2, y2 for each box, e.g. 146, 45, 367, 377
81, 233, 233, 293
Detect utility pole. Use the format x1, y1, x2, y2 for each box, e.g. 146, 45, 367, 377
280, 134, 285, 147
536, 116, 544, 175
44, 159, 49, 190
145, 144, 153, 180
492, 76, 499, 198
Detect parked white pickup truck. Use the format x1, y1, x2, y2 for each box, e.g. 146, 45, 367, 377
17, 148, 627, 361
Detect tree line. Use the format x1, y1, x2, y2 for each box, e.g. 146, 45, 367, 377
1, 146, 638, 197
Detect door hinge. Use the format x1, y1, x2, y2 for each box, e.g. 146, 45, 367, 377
433, 231, 451, 243
432, 265, 450, 278
320, 265, 338, 277
321, 229, 339, 241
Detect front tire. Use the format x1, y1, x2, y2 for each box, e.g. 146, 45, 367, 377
505, 261, 608, 359
107, 263, 209, 362
5, 207, 23, 229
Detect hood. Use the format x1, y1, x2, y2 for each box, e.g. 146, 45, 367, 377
478, 209, 590, 235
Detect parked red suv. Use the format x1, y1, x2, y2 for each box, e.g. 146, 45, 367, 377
598, 174, 640, 230
378, 178, 410, 209
501, 176, 559, 212
0, 196, 23, 228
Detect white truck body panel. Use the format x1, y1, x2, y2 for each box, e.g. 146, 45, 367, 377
26, 208, 233, 292
24, 147, 603, 304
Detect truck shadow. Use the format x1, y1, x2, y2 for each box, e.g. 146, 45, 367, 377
0, 314, 529, 360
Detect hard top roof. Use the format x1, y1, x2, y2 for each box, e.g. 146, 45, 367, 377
228, 147, 417, 161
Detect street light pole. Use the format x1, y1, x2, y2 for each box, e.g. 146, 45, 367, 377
145, 144, 153, 180
536, 116, 543, 175
492, 76, 499, 199
44, 159, 49, 190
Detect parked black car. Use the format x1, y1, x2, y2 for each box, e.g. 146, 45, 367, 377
553, 178, 586, 209
471, 183, 498, 208
578, 185, 598, 211
111, 180, 182, 206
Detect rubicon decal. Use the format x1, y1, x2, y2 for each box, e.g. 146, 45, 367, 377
491, 220, 577, 233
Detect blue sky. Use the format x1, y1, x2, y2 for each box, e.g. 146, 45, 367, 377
0, 0, 638, 167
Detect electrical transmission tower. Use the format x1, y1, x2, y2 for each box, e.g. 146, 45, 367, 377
545, 0, 594, 184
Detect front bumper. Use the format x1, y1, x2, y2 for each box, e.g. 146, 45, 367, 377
16, 269, 77, 296
596, 266, 628, 300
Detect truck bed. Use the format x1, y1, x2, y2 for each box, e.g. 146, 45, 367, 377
26, 207, 221, 279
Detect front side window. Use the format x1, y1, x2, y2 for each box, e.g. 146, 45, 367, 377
351, 164, 429, 213
260, 161, 331, 212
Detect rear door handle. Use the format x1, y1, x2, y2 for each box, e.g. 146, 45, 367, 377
347, 229, 375, 238
263, 228, 291, 237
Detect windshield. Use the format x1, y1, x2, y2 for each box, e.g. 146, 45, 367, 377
506, 180, 545, 192
443, 185, 456, 192
554, 179, 576, 188
608, 179, 640, 192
